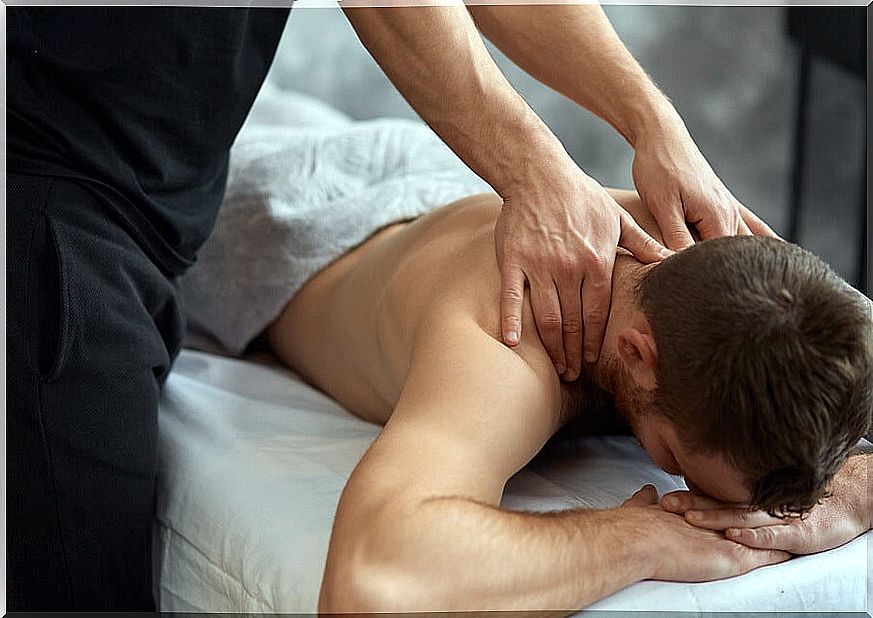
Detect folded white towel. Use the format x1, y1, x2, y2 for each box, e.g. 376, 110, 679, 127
180, 89, 490, 355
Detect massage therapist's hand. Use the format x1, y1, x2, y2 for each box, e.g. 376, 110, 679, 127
631, 111, 778, 250
495, 160, 670, 381
621, 485, 791, 581
661, 455, 872, 555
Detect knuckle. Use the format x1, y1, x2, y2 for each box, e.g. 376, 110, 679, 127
500, 243, 523, 260
539, 314, 562, 330
557, 253, 577, 277
715, 543, 740, 566
585, 251, 609, 272
731, 546, 759, 571
501, 287, 524, 303
757, 527, 777, 546
562, 319, 582, 335
585, 275, 611, 293
583, 308, 606, 325
665, 217, 690, 233
506, 247, 531, 264
728, 542, 747, 559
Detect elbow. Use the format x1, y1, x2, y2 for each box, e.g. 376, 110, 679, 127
319, 499, 452, 611
318, 555, 419, 613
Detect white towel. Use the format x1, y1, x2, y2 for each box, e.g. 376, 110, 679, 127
180, 89, 490, 355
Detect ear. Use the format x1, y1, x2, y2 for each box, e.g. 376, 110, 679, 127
617, 326, 658, 391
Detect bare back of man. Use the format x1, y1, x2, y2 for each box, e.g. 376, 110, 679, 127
268, 189, 652, 424
263, 189, 789, 612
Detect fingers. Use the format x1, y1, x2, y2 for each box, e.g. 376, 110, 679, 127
684, 507, 784, 531
652, 197, 695, 251
580, 251, 615, 364
726, 525, 802, 553
618, 213, 672, 264
661, 490, 747, 514
555, 273, 583, 381
740, 204, 781, 239
665, 489, 791, 534
733, 199, 752, 236
687, 191, 740, 241
500, 266, 526, 347
732, 543, 793, 574
529, 275, 566, 374
622, 484, 658, 508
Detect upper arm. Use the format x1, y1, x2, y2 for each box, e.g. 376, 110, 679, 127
340, 317, 562, 511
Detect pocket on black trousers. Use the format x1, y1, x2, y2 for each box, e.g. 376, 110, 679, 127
26, 212, 73, 382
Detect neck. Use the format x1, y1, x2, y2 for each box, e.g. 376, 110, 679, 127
559, 255, 651, 424
592, 255, 650, 388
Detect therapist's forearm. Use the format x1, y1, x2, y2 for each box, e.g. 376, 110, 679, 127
467, 3, 683, 147
342, 5, 575, 196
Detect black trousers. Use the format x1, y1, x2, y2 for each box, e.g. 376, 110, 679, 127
7, 172, 184, 610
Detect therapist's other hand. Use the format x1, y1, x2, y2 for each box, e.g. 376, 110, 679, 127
661, 455, 871, 555
495, 160, 669, 380
631, 115, 778, 250
621, 484, 791, 582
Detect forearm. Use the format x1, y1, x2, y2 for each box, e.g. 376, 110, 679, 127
467, 4, 683, 147
342, 6, 574, 196
320, 494, 653, 611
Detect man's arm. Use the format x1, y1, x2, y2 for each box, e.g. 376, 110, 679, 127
318, 318, 789, 612
341, 5, 668, 383
466, 4, 672, 149
467, 3, 778, 250
662, 453, 871, 555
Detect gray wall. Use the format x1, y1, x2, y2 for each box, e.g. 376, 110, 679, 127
263, 6, 866, 286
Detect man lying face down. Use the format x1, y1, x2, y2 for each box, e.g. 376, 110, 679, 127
264, 189, 872, 612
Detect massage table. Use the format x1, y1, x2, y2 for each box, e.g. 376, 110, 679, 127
154, 349, 870, 613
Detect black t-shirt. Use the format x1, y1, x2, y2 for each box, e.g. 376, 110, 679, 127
8, 7, 291, 275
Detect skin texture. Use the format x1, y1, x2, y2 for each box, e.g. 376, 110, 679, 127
342, 3, 778, 382
662, 452, 871, 556
266, 190, 800, 612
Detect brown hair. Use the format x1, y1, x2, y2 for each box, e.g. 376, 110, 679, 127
638, 236, 872, 515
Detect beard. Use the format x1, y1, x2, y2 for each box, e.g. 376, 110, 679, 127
591, 352, 658, 440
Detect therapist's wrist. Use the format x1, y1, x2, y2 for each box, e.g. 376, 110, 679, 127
490, 128, 580, 201
621, 93, 689, 151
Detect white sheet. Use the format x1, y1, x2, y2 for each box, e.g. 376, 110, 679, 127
155, 349, 869, 613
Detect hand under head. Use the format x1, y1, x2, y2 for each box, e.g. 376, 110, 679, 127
592, 236, 873, 516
